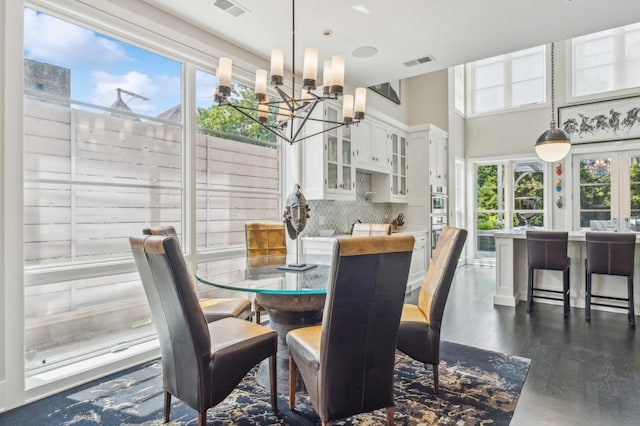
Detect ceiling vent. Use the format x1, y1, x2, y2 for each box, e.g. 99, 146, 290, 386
213, 0, 248, 17
403, 55, 435, 67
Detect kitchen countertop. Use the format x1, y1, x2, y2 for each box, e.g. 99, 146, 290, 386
302, 227, 428, 241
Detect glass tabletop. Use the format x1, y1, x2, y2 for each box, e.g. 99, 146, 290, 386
195, 254, 332, 295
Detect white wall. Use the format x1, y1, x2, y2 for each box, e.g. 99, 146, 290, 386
364, 85, 410, 124
406, 70, 449, 130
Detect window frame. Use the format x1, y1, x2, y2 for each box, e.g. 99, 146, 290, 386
466, 44, 548, 117
568, 22, 640, 104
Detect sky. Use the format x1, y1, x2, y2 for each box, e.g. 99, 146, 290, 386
23, 7, 217, 118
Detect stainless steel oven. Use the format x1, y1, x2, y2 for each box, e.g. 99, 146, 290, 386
431, 184, 447, 214
431, 214, 447, 252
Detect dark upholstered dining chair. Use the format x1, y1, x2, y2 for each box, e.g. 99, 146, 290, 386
244, 222, 288, 323
130, 235, 278, 426
526, 231, 571, 317
351, 222, 392, 236
396, 226, 467, 393
585, 231, 636, 327
287, 234, 415, 426
143, 225, 252, 322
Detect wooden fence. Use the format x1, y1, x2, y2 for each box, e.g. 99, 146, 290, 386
23, 96, 280, 358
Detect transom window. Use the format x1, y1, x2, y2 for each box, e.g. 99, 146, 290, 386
572, 22, 640, 97
468, 45, 546, 114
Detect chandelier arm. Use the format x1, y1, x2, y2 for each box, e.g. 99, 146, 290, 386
275, 85, 294, 105
289, 99, 322, 142
287, 122, 350, 144
221, 103, 290, 142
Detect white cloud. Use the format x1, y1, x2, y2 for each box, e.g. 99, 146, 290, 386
24, 8, 130, 67
91, 71, 180, 116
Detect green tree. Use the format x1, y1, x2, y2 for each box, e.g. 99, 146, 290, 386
197, 84, 277, 143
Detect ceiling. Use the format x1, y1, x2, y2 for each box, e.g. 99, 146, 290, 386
141, 0, 640, 88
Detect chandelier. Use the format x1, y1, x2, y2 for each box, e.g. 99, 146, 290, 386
214, 0, 366, 145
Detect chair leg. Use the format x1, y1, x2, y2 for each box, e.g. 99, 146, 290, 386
563, 267, 570, 318
628, 276, 635, 328
385, 406, 395, 425
585, 272, 592, 322
527, 267, 534, 313
198, 410, 207, 426
270, 354, 277, 409
288, 356, 297, 410
432, 362, 439, 393
255, 309, 261, 324
163, 391, 171, 423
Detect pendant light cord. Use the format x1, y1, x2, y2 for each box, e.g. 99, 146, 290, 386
550, 42, 556, 124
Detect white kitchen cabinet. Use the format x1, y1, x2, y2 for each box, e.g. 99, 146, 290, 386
408, 231, 427, 291
303, 104, 356, 201
429, 126, 448, 184
371, 127, 408, 203
354, 120, 391, 174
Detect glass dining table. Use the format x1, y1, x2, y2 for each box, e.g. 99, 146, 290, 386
195, 252, 333, 391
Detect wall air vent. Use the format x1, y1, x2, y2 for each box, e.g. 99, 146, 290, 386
403, 55, 435, 67
213, 0, 248, 17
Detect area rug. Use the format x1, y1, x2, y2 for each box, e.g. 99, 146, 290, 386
0, 341, 530, 425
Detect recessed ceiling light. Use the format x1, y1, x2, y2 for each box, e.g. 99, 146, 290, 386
352, 4, 371, 15
323, 30, 333, 37
352, 46, 378, 58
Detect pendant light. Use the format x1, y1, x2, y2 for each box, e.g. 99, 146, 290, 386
535, 42, 571, 162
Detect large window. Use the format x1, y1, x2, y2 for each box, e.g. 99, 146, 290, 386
194, 70, 281, 251
474, 160, 546, 259
23, 8, 281, 377
572, 22, 640, 97
475, 163, 505, 257
469, 45, 546, 114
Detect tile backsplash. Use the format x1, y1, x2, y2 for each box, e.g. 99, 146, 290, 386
304, 172, 392, 236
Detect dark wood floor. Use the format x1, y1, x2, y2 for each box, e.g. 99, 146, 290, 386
410, 264, 640, 425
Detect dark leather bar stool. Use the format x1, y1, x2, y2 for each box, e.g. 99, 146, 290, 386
585, 232, 636, 327
526, 231, 570, 317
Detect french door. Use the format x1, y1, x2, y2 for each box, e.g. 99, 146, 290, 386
572, 150, 640, 232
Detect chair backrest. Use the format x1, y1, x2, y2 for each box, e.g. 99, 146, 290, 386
350, 223, 392, 236
586, 231, 636, 276
245, 222, 287, 257
129, 235, 211, 409
318, 234, 414, 420
417, 226, 468, 330
526, 230, 569, 271
143, 225, 181, 249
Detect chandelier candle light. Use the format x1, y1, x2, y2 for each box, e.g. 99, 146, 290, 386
215, 0, 366, 145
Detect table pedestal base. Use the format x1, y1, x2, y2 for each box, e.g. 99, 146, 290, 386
254, 293, 325, 393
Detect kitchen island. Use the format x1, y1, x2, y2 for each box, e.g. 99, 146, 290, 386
494, 231, 640, 315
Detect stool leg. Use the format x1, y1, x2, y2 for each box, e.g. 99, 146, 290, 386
563, 267, 570, 318
585, 272, 592, 322
527, 267, 534, 313
628, 276, 635, 328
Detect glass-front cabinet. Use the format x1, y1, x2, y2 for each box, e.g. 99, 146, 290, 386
371, 127, 408, 203
391, 131, 407, 198
303, 104, 355, 201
